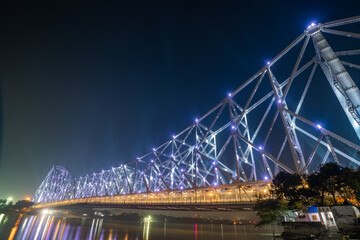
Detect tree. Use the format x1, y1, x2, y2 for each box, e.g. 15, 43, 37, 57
339, 167, 360, 204
306, 172, 327, 205
255, 199, 286, 226
319, 162, 342, 204
14, 200, 34, 210
272, 171, 305, 209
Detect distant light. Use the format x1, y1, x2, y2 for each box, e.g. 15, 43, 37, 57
228, 93, 232, 97
181, 169, 184, 172
141, 172, 144, 175
152, 148, 156, 152
266, 61, 271, 65
195, 145, 199, 150
277, 99, 282, 104
180, 186, 183, 190
172, 135, 176, 139
316, 124, 322, 129
171, 154, 174, 158
42, 209, 49, 214
212, 161, 216, 165
264, 176, 268, 180
307, 22, 316, 29
213, 183, 218, 186
25, 197, 31, 201
158, 173, 162, 176
7, 197, 13, 202
231, 125, 236, 130
150, 160, 154, 163
195, 118, 199, 123
259, 146, 263, 150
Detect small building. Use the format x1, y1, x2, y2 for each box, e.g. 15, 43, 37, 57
282, 205, 341, 239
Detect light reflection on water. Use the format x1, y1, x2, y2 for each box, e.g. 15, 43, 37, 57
0, 213, 281, 240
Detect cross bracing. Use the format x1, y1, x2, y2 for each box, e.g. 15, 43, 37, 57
34, 16, 360, 204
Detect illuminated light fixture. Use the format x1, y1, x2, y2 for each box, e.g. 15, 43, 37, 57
259, 146, 263, 150
213, 183, 218, 186
152, 148, 156, 152
141, 172, 144, 175
180, 186, 183, 190
172, 135, 176, 139
307, 22, 316, 29
195, 118, 199, 123
266, 61, 271, 65
277, 99, 282, 104
228, 93, 232, 97
181, 169, 184, 172
264, 176, 268, 180
158, 173, 162, 176
42, 209, 49, 214
195, 145, 199, 150
171, 154, 174, 158
212, 161, 216, 165
150, 159, 154, 163
316, 124, 322, 129
231, 125, 236, 130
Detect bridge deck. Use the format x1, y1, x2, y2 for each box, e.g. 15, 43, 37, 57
34, 182, 270, 210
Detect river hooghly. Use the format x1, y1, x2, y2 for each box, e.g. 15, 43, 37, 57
0, 212, 282, 240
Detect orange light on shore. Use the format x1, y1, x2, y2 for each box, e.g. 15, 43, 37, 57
25, 197, 31, 201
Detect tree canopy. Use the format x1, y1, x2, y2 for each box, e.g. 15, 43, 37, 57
0, 199, 34, 213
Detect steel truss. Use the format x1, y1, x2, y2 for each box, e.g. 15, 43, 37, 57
34, 16, 360, 204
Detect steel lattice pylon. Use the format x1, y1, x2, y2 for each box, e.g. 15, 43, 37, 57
33, 16, 360, 204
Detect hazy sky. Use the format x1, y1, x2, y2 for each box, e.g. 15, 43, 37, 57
0, 0, 359, 200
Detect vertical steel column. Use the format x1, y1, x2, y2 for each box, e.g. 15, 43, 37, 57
311, 27, 360, 141
268, 70, 306, 174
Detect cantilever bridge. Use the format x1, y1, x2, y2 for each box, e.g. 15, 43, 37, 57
33, 16, 360, 209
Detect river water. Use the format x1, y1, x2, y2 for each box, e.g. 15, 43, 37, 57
0, 213, 282, 240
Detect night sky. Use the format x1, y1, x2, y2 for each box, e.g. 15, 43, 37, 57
0, 1, 359, 200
